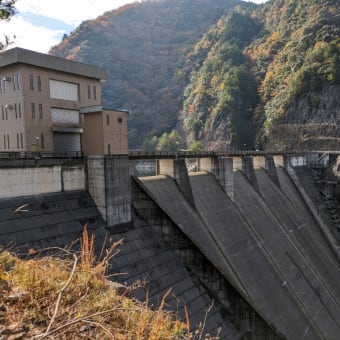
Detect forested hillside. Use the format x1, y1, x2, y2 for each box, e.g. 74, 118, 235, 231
183, 0, 340, 150
50, 0, 340, 150
50, 0, 240, 148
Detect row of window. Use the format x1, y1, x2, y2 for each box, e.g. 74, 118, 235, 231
0, 73, 98, 103
1, 103, 23, 120
30, 74, 42, 91
3, 133, 45, 150
0, 73, 20, 94
3, 133, 24, 149
31, 103, 44, 119
1, 102, 45, 120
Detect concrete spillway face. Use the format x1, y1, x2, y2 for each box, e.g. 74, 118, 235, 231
255, 167, 340, 302
189, 172, 323, 339
137, 175, 248, 297
233, 169, 340, 339
276, 166, 339, 262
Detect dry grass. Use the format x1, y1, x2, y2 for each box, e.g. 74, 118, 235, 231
0, 228, 190, 339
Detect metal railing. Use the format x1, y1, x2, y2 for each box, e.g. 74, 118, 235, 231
0, 151, 85, 159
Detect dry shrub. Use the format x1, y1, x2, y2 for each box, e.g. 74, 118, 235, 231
0, 228, 190, 339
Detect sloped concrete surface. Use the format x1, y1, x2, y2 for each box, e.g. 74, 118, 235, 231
0, 191, 107, 250
0, 190, 239, 338
138, 176, 247, 298
233, 170, 340, 339
108, 215, 240, 339
140, 172, 340, 339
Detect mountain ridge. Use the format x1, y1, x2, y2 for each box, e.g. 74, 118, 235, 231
50, 0, 340, 150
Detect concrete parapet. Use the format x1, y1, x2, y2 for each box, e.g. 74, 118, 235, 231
253, 156, 266, 169
156, 159, 175, 177
232, 157, 243, 170
87, 155, 131, 227
273, 155, 284, 168
197, 157, 215, 173
0, 163, 86, 199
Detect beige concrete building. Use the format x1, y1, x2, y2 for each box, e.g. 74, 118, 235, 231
0, 47, 128, 155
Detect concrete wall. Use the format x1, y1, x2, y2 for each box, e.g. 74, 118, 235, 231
87, 155, 131, 227
0, 163, 85, 198
87, 156, 106, 220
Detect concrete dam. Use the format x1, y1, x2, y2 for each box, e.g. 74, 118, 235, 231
0, 152, 340, 339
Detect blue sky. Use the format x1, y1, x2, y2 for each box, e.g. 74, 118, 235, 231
0, 0, 269, 53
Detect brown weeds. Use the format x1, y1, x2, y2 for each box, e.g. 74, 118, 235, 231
0, 228, 189, 339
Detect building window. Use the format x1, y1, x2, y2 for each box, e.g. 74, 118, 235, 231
18, 102, 21, 118
106, 114, 110, 125
20, 133, 23, 148
50, 80, 79, 101
29, 74, 34, 90
1, 106, 3, 120
15, 73, 20, 90
15, 103, 17, 119
87, 85, 91, 99
5, 106, 8, 120
3, 135, 6, 149
7, 134, 9, 149
39, 104, 43, 119
31, 103, 36, 118
93, 85, 96, 100
108, 144, 111, 155
37, 76, 41, 91
16, 133, 19, 149
13, 73, 20, 91
2, 77, 8, 93
40, 133, 45, 149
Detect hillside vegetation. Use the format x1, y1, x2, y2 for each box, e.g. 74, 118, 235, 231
50, 0, 340, 150
50, 0, 240, 148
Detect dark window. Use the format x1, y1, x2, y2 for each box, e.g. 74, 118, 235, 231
39, 104, 43, 118
31, 103, 36, 118
3, 135, 6, 149
29, 74, 34, 90
40, 133, 45, 149
108, 144, 111, 155
2, 77, 8, 93
7, 134, 9, 149
5, 106, 8, 120
37, 76, 41, 91
106, 114, 110, 125
15, 103, 17, 118
18, 102, 21, 118
87, 85, 91, 99
1, 106, 3, 120
16, 133, 19, 148
16, 73, 20, 90
20, 133, 23, 148
93, 85, 96, 100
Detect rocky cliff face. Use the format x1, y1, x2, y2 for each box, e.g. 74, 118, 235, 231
265, 85, 340, 150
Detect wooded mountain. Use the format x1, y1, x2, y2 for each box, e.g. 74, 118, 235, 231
50, 0, 340, 151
